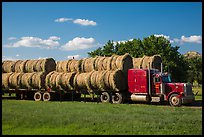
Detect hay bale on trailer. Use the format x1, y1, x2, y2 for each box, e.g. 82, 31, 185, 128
108, 70, 126, 92
2, 60, 16, 73
14, 60, 24, 72
73, 72, 93, 92
20, 72, 36, 89
8, 73, 24, 89
2, 72, 14, 89
132, 57, 144, 69
30, 72, 46, 89
149, 55, 162, 70
56, 60, 70, 72
115, 53, 133, 74
68, 59, 82, 72
81, 57, 96, 72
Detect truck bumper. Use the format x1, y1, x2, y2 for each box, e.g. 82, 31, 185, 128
181, 95, 195, 104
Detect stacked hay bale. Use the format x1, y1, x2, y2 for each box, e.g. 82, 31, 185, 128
132, 55, 162, 70
51, 53, 133, 94
2, 58, 56, 90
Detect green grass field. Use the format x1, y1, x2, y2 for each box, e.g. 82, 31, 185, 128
2, 99, 202, 135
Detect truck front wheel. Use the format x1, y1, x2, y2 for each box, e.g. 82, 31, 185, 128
100, 92, 111, 103
169, 94, 182, 107
112, 93, 123, 104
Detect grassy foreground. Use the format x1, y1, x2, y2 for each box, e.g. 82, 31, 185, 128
2, 99, 202, 135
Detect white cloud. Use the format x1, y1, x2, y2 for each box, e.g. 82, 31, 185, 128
61, 37, 96, 51
55, 18, 73, 22
2, 55, 19, 61
173, 35, 202, 44
4, 36, 60, 49
16, 54, 20, 57
113, 38, 134, 45
73, 19, 97, 26
8, 37, 17, 40
67, 55, 81, 59
154, 34, 174, 43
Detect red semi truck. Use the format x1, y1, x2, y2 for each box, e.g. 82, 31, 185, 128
127, 68, 195, 107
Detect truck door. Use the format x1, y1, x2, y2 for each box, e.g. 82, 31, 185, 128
154, 76, 161, 94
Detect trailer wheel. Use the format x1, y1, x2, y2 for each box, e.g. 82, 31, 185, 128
112, 93, 123, 104
100, 92, 111, 103
169, 94, 182, 107
43, 92, 52, 101
34, 92, 42, 101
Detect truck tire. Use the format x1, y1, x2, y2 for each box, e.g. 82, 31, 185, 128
169, 94, 182, 107
112, 93, 123, 104
100, 92, 111, 103
43, 92, 52, 101
34, 92, 42, 101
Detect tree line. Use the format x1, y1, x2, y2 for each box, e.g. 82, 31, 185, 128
88, 35, 202, 85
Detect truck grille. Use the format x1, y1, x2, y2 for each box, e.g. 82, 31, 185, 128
184, 83, 193, 96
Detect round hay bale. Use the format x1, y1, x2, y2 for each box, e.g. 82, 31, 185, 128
149, 55, 162, 70
90, 71, 98, 89
110, 55, 119, 71
95, 71, 106, 91
69, 59, 78, 72
103, 70, 111, 89
55, 72, 64, 90
56, 60, 70, 72
74, 59, 82, 72
107, 56, 114, 70
97, 57, 106, 71
2, 72, 13, 89
102, 57, 109, 70
109, 70, 126, 92
115, 53, 133, 73
35, 59, 43, 72
45, 71, 55, 89
25, 60, 34, 73
133, 57, 144, 69
8, 73, 24, 89
32, 60, 39, 72
2, 60, 16, 73
49, 71, 59, 90
99, 70, 109, 91
20, 73, 35, 89
20, 60, 29, 72
14, 60, 24, 72
94, 56, 100, 70
82, 58, 96, 72
141, 56, 151, 69
31, 72, 46, 89
41, 58, 56, 73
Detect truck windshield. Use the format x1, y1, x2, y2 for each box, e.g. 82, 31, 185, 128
162, 75, 171, 83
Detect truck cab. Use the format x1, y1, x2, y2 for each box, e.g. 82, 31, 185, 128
128, 69, 195, 107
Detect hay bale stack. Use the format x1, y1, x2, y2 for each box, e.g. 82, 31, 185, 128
45, 71, 76, 91
2, 60, 16, 73
2, 72, 14, 89
97, 57, 106, 71
73, 70, 126, 92
8, 73, 24, 89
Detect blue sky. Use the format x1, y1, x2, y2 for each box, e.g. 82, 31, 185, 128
2, 2, 202, 61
